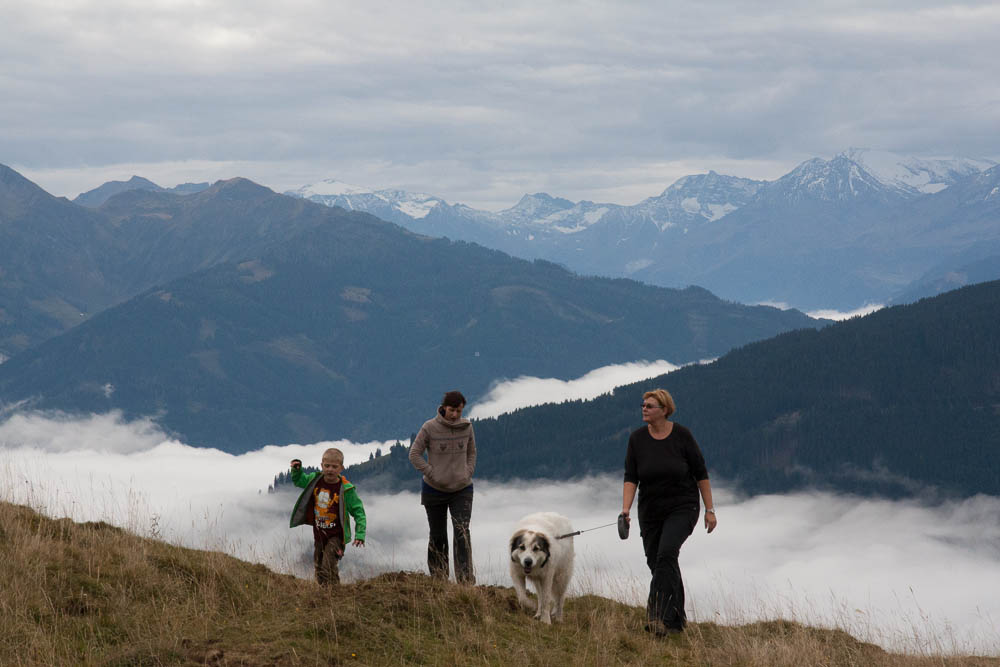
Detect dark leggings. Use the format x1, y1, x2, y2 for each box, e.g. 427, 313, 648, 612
422, 486, 474, 584
640, 507, 698, 629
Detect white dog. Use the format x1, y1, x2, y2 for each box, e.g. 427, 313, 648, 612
509, 512, 575, 624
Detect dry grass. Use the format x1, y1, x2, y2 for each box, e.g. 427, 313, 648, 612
1, 500, 997, 666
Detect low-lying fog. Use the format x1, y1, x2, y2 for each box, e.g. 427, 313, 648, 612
2, 360, 998, 655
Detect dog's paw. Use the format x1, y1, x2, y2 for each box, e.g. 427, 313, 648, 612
535, 613, 552, 625
518, 597, 537, 612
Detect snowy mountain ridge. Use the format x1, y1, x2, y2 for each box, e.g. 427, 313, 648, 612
841, 148, 996, 196
633, 171, 766, 230
287, 169, 767, 236
288, 179, 446, 220
765, 155, 900, 204
280, 151, 999, 310
288, 150, 995, 235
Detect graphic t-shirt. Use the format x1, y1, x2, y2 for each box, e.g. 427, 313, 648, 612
312, 477, 343, 543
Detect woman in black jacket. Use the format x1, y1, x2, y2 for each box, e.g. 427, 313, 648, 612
621, 388, 717, 636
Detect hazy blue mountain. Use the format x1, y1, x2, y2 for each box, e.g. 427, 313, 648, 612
633, 155, 913, 308
286, 179, 450, 226
286, 172, 768, 279
891, 249, 1000, 304
170, 182, 211, 195
74, 176, 210, 207
0, 164, 130, 358
347, 279, 1000, 498
0, 179, 820, 451
875, 164, 1000, 248
501, 192, 578, 224
289, 152, 998, 310
1, 167, 331, 356
870, 164, 1000, 304
73, 176, 164, 207
633, 171, 765, 227
95, 179, 334, 289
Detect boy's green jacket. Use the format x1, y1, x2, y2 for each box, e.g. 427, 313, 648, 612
289, 468, 367, 543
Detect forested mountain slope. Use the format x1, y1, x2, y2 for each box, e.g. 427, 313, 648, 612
350, 280, 1000, 497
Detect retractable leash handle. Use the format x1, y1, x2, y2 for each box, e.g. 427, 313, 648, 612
618, 512, 629, 540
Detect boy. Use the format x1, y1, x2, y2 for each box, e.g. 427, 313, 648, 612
289, 448, 367, 585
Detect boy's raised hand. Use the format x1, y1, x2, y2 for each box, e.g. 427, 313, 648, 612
290, 459, 302, 470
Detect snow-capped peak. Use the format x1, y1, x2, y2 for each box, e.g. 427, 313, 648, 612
285, 180, 446, 220
291, 179, 373, 197
505, 193, 575, 215
840, 148, 997, 196
633, 171, 764, 226
772, 155, 893, 202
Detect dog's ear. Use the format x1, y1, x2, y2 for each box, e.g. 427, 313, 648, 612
510, 531, 526, 559
536, 535, 550, 559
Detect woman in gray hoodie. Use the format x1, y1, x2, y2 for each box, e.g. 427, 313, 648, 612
409, 390, 477, 584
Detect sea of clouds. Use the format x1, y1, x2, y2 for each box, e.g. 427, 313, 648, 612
2, 360, 998, 655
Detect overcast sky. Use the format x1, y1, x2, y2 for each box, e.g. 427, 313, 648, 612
3, 1, 999, 209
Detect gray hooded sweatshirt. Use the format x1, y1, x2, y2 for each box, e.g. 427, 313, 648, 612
409, 411, 477, 493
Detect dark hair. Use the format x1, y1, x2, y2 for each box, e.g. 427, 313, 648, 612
441, 390, 467, 408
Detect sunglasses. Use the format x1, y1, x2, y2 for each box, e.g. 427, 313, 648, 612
641, 403, 663, 410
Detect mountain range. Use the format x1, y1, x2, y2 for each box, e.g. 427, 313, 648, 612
0, 165, 326, 358
5, 159, 998, 497
286, 149, 1000, 310
0, 166, 819, 450
73, 175, 209, 208
347, 279, 1000, 498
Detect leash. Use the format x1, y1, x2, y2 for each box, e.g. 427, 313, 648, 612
555, 521, 617, 540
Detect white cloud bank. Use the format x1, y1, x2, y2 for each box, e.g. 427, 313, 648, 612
807, 303, 886, 321
467, 359, 685, 419
758, 300, 886, 321
2, 408, 999, 655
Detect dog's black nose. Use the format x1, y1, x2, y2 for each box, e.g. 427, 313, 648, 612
524, 558, 533, 567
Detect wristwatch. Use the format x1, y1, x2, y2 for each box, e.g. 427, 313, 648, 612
705, 508, 716, 514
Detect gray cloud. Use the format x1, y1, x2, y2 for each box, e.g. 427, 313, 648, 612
3, 1, 998, 209
467, 359, 684, 419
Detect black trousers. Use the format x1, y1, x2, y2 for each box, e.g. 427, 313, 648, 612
421, 486, 474, 584
640, 507, 698, 629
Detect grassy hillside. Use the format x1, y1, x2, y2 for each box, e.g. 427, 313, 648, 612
2, 501, 995, 666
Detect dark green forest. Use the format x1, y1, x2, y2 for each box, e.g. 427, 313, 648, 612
347, 280, 1000, 498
